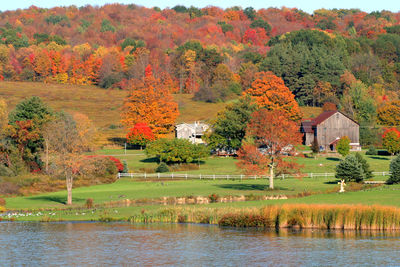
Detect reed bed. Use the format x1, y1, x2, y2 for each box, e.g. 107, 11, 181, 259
108, 204, 400, 230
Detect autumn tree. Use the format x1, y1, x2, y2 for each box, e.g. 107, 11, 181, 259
45, 112, 88, 205
126, 122, 155, 149
0, 98, 7, 133
243, 72, 302, 121
322, 102, 337, 112
206, 96, 257, 152
377, 100, 400, 126
382, 128, 400, 156
237, 110, 302, 189
121, 65, 179, 138
336, 136, 351, 157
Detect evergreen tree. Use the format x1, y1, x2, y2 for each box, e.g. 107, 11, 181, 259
354, 152, 373, 179
387, 155, 400, 184
335, 154, 365, 183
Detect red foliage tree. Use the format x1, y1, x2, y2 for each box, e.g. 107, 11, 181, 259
126, 122, 155, 148
237, 110, 302, 189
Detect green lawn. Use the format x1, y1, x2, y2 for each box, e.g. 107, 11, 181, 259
6, 184, 400, 222
5, 177, 340, 210
93, 148, 392, 177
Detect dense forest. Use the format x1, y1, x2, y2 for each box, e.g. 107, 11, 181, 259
1, 4, 400, 143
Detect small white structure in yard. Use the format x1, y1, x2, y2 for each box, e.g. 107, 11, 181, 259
175, 122, 210, 144
338, 179, 346, 193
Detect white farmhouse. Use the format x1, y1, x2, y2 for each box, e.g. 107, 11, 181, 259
175, 122, 210, 144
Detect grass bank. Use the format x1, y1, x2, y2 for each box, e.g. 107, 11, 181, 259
3, 204, 400, 231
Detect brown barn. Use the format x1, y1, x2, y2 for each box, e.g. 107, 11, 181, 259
300, 110, 361, 151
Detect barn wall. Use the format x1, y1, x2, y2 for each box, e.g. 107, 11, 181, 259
316, 112, 359, 150
305, 133, 314, 146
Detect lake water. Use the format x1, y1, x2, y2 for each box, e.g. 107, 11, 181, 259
1, 222, 400, 266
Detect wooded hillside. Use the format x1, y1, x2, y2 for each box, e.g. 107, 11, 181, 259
0, 4, 400, 143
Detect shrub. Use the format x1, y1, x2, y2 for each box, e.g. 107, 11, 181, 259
208, 193, 219, 203
335, 154, 365, 183
86, 198, 94, 209
0, 181, 21, 195
155, 162, 169, 173
337, 136, 350, 157
0, 198, 5, 206
311, 136, 319, 154
122, 160, 129, 173
366, 146, 378, 155
106, 156, 124, 172
387, 155, 400, 184
0, 206, 6, 213
80, 156, 118, 177
0, 165, 14, 177
146, 139, 210, 164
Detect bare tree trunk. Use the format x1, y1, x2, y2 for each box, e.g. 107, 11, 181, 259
66, 175, 73, 205
269, 165, 274, 190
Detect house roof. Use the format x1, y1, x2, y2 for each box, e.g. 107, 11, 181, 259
301, 110, 359, 133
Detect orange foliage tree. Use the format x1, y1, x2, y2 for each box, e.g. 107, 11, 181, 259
237, 110, 302, 189
243, 71, 302, 121
121, 65, 179, 138
377, 100, 400, 126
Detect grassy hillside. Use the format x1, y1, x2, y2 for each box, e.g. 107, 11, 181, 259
0, 82, 230, 146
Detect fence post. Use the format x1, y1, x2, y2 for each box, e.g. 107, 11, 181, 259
282, 174, 285, 180
200, 174, 202, 180
158, 173, 160, 179
185, 174, 187, 180
144, 172, 146, 179
325, 173, 327, 178
227, 175, 229, 180
131, 173, 133, 178
241, 175, 243, 181
310, 173, 313, 179
213, 174, 215, 180
172, 173, 174, 179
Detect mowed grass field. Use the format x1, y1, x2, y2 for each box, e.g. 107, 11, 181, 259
94, 148, 392, 176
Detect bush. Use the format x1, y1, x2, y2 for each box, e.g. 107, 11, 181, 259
86, 198, 94, 209
208, 193, 219, 203
387, 155, 400, 184
155, 162, 169, 173
335, 154, 365, 183
366, 146, 378, 155
337, 136, 350, 157
0, 165, 14, 177
0, 198, 5, 206
0, 181, 21, 195
80, 156, 118, 177
146, 139, 210, 164
122, 160, 129, 173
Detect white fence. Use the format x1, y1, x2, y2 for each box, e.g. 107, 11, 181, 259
117, 172, 391, 180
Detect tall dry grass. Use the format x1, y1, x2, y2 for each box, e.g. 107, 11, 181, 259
120, 204, 400, 230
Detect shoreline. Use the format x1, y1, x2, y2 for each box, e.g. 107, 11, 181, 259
2, 203, 400, 231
